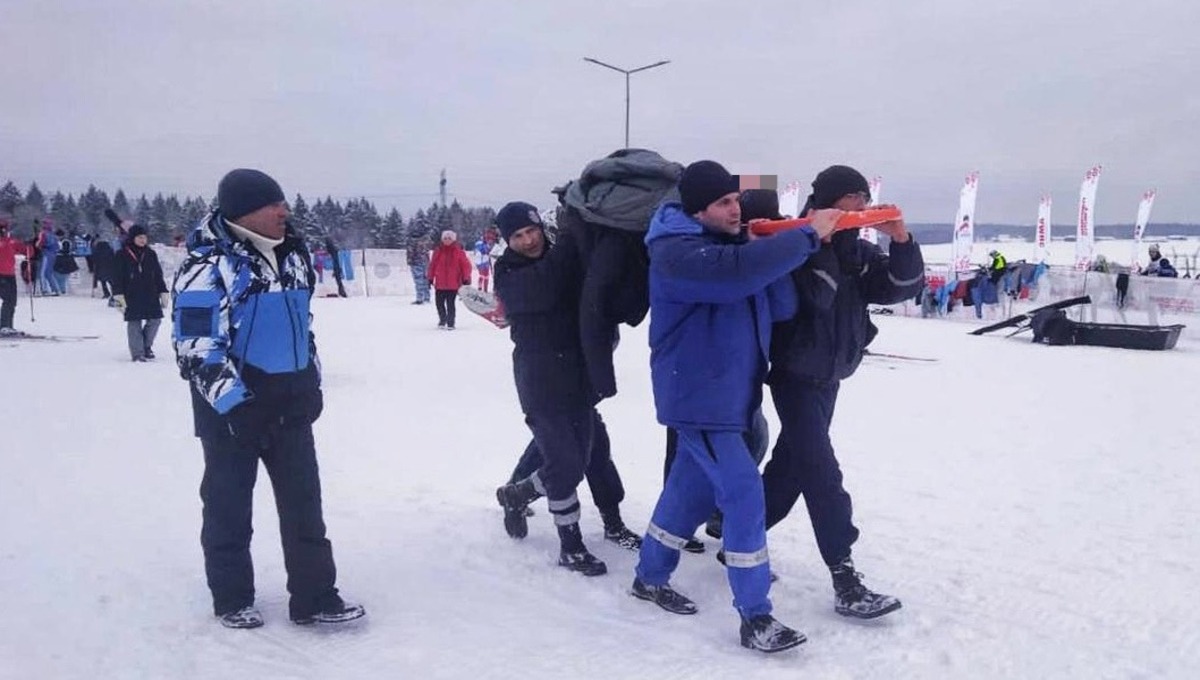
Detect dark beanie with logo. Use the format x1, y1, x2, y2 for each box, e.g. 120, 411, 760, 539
218, 169, 285, 221
679, 160, 739, 215
495, 201, 543, 241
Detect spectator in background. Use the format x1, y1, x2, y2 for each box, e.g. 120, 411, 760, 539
36, 221, 62, 295
90, 234, 116, 300
112, 225, 168, 362
0, 220, 27, 333
52, 229, 79, 294
406, 231, 432, 305
1142, 244, 1178, 277
426, 230, 472, 329
324, 236, 348, 297
473, 239, 492, 292
987, 249, 1007, 285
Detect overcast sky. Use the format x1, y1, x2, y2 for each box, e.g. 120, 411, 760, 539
4, 0, 1198, 226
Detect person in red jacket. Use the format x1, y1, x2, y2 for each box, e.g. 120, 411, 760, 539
0, 220, 29, 332
427, 229, 472, 329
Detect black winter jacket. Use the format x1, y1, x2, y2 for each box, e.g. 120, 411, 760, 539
566, 209, 649, 401
494, 231, 595, 413
112, 243, 168, 322
769, 233, 925, 385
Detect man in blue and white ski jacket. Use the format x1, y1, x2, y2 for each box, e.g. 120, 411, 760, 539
630, 160, 839, 653
171, 168, 362, 629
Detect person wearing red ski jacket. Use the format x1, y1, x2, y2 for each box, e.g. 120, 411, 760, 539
426, 230, 472, 329
1, 221, 29, 331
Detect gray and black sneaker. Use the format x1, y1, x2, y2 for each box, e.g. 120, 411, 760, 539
739, 614, 806, 653
682, 537, 706, 554
831, 557, 902, 619
631, 578, 698, 615
217, 606, 264, 629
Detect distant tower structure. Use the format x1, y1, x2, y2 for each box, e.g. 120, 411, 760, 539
439, 168, 447, 208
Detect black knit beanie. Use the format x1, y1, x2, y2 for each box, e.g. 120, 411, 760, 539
218, 169, 285, 221
679, 160, 739, 215
495, 201, 543, 241
810, 165, 870, 210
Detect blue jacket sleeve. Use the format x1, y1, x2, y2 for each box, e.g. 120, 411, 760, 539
861, 237, 926, 305
649, 227, 821, 305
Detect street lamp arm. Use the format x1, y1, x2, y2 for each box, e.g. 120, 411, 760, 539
628, 60, 670, 74
583, 57, 629, 74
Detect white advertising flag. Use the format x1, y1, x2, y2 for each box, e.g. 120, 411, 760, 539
950, 171, 980, 274
1074, 165, 1102, 271
1130, 189, 1157, 269
778, 180, 802, 218
861, 176, 882, 244
1034, 195, 1052, 264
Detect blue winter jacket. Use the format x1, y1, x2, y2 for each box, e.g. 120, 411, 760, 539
172, 212, 321, 437
645, 203, 821, 431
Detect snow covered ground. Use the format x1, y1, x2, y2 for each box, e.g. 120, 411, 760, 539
2, 294, 1198, 679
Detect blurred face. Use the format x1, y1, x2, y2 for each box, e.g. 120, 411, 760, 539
693, 192, 742, 234
236, 201, 289, 239
133, 234, 148, 247
441, 235, 455, 246
832, 191, 870, 212
508, 225, 545, 258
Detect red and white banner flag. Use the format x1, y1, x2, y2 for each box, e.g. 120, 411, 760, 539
1074, 165, 1102, 271
1130, 189, 1157, 269
861, 176, 882, 244
950, 171, 980, 274
1035, 194, 1052, 264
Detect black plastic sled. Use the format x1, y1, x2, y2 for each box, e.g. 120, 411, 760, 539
1030, 309, 1184, 350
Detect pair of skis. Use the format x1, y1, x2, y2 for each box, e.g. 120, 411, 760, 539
0, 330, 101, 343
969, 296, 1092, 336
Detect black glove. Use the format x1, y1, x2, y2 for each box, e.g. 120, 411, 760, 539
225, 400, 278, 449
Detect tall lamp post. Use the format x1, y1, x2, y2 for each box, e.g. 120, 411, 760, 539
583, 57, 670, 149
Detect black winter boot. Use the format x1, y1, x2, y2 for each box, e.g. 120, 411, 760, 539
496, 477, 542, 539
631, 578, 697, 615
600, 507, 642, 551
739, 614, 806, 653
556, 523, 607, 577
830, 556, 902, 619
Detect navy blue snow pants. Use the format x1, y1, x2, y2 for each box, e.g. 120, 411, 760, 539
636, 428, 772, 619
519, 407, 595, 526
510, 409, 624, 514
199, 423, 341, 620
763, 378, 859, 566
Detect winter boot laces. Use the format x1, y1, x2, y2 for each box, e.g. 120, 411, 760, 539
830, 557, 902, 620
739, 614, 806, 653
631, 578, 697, 615
603, 524, 642, 551
218, 606, 264, 629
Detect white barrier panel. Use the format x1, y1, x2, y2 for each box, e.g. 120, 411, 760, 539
358, 249, 414, 297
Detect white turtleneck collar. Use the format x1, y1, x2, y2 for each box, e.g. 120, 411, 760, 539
225, 219, 284, 271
